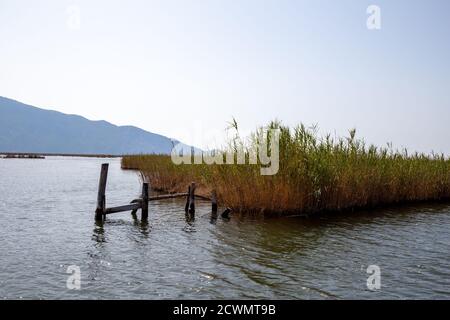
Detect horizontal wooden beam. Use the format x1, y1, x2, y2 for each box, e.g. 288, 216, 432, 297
149, 193, 188, 201
146, 193, 211, 201
105, 203, 142, 214
195, 194, 211, 201
102, 189, 214, 217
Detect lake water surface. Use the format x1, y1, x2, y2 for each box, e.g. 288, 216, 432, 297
0, 157, 449, 299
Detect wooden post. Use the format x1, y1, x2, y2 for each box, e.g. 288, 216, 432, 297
189, 182, 196, 214
211, 190, 218, 213
221, 208, 231, 219
95, 163, 109, 220
184, 185, 191, 213
141, 182, 149, 220
130, 198, 141, 218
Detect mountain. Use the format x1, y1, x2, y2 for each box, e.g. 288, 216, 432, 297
0, 96, 188, 155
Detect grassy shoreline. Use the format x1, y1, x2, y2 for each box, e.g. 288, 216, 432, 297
122, 121, 450, 215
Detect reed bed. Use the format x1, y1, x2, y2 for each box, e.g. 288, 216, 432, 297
122, 121, 450, 215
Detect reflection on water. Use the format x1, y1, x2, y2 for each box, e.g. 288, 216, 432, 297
92, 222, 106, 243
0, 156, 449, 299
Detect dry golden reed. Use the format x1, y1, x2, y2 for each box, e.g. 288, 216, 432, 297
122, 121, 450, 215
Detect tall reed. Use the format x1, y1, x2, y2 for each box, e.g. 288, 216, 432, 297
122, 121, 450, 215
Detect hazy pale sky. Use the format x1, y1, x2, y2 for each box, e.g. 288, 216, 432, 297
0, 0, 449, 153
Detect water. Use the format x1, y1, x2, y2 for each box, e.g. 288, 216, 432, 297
0, 157, 449, 299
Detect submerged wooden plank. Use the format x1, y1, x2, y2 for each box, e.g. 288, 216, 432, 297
105, 203, 141, 214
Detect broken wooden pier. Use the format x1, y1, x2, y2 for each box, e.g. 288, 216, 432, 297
95, 163, 219, 221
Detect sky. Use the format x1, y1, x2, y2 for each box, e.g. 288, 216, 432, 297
0, 0, 449, 153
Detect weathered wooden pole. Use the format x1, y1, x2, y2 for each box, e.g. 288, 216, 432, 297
184, 185, 191, 213
95, 163, 109, 220
141, 182, 149, 220
189, 182, 196, 214
211, 190, 218, 214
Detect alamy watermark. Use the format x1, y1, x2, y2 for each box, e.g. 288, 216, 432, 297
367, 5, 381, 30
66, 5, 81, 31
171, 129, 280, 176
366, 265, 381, 290
66, 265, 81, 290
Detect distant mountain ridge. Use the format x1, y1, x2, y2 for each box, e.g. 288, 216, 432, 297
0, 96, 187, 155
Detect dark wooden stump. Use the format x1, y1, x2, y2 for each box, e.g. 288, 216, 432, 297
185, 185, 191, 213
189, 182, 196, 214
141, 182, 149, 220
221, 208, 231, 219
211, 190, 218, 213
95, 163, 109, 220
